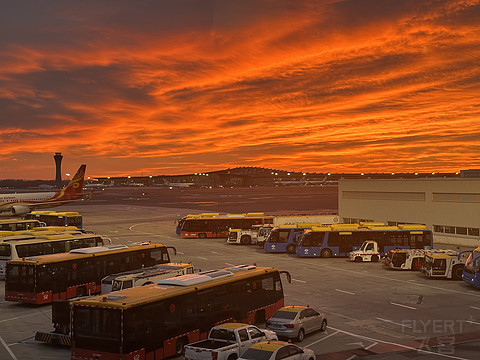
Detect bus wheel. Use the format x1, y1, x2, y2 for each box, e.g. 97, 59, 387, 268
355, 256, 362, 262
240, 235, 251, 245
452, 265, 464, 280
371, 255, 379, 262
287, 244, 296, 254
321, 249, 332, 258
198, 233, 206, 239
412, 259, 423, 270
227, 354, 238, 360
175, 337, 188, 357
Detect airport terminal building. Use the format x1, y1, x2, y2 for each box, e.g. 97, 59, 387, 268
338, 178, 480, 248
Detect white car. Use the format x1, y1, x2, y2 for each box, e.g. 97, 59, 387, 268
239, 340, 315, 360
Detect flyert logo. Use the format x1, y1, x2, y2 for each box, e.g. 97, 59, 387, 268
402, 319, 465, 356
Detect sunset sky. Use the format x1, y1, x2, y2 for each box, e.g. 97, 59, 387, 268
1, 0, 480, 180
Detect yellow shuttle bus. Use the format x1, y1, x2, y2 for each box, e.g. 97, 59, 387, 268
71, 265, 290, 360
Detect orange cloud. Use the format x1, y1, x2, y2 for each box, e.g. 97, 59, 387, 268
1, 0, 479, 179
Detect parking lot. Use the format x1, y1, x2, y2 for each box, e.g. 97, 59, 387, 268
1, 189, 479, 359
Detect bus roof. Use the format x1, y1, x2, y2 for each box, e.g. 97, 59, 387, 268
185, 213, 272, 220
397, 224, 427, 230
7, 243, 164, 265
1, 233, 101, 245
367, 226, 399, 231
28, 226, 80, 232
306, 225, 430, 233
0, 231, 17, 237
359, 222, 385, 226
0, 219, 39, 224
114, 263, 193, 280
73, 265, 278, 309
30, 211, 81, 216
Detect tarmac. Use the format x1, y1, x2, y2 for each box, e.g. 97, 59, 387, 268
0, 185, 479, 360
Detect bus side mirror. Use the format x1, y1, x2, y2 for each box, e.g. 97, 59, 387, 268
279, 271, 292, 284
167, 246, 177, 255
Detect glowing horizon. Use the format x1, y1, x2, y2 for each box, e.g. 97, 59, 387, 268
1, 1, 480, 179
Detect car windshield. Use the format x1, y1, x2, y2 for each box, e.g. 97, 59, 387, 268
272, 310, 297, 320
241, 348, 273, 360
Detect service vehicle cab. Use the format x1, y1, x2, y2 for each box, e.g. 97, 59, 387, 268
227, 224, 265, 245
238, 341, 315, 360
266, 305, 327, 341
349, 240, 381, 262
383, 248, 456, 271
184, 323, 278, 360
422, 250, 468, 280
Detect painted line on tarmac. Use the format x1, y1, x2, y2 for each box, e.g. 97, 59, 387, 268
304, 330, 339, 347
0, 335, 17, 360
292, 279, 306, 283
390, 302, 417, 310
335, 288, 355, 295
364, 341, 378, 350
211, 251, 222, 254
376, 317, 413, 329
298, 259, 480, 298
0, 311, 50, 323
197, 256, 208, 260
469, 306, 480, 310
328, 325, 470, 360
466, 320, 480, 326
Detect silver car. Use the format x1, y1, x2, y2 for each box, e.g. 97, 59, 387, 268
266, 305, 327, 341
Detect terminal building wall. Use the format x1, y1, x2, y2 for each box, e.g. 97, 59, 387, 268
338, 178, 480, 248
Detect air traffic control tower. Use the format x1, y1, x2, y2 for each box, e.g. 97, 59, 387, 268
54, 152, 63, 186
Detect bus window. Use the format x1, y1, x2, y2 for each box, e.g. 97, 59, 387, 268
327, 233, 339, 246
151, 248, 169, 262
0, 244, 11, 257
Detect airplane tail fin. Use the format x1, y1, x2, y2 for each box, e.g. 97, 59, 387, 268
54, 164, 86, 198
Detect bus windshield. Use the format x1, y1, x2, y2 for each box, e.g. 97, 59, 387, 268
74, 307, 121, 353
465, 250, 480, 272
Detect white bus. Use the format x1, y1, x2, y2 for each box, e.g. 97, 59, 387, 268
0, 233, 105, 279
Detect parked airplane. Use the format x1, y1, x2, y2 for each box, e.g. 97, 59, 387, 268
84, 180, 114, 189
274, 176, 333, 186
162, 179, 194, 189
274, 176, 307, 186
0, 164, 89, 216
